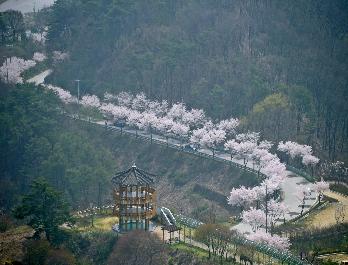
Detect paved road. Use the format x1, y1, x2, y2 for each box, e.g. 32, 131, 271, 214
0, 0, 55, 13
27, 69, 52, 85
29, 69, 318, 234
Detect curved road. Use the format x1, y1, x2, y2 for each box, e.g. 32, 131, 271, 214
27, 69, 317, 234
0, 0, 55, 13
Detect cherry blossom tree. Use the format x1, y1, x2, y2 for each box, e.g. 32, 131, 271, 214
242, 207, 266, 232
167, 102, 187, 122
234, 141, 257, 167
170, 122, 190, 148
267, 200, 288, 232
250, 148, 277, 175
277, 141, 313, 160
116, 91, 133, 107
81, 94, 101, 108
153, 116, 174, 145
258, 140, 273, 150
137, 112, 158, 142
228, 186, 257, 211
224, 139, 239, 160
261, 175, 285, 195
131, 92, 149, 112
217, 118, 239, 137
182, 108, 206, 129
189, 127, 205, 148
148, 100, 168, 117
313, 180, 329, 203
236, 131, 260, 143
45, 84, 77, 104
247, 230, 291, 251
302, 154, 320, 176
295, 185, 310, 216
32, 52, 47, 62
80, 95, 101, 121
200, 128, 226, 157
99, 103, 130, 133
262, 159, 286, 179
127, 110, 143, 137
0, 57, 36, 84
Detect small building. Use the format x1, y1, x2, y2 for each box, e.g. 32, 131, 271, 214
111, 164, 157, 232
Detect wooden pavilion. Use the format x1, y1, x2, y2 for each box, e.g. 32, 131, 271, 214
112, 163, 157, 232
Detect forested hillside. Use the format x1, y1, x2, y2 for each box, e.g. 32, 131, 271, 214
0, 82, 255, 220
45, 0, 348, 162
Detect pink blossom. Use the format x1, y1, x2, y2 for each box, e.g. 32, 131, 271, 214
153, 116, 174, 134
236, 132, 260, 143
277, 141, 313, 159
200, 128, 226, 150
217, 118, 239, 136
170, 122, 190, 139
182, 108, 206, 127
127, 110, 143, 129
131, 92, 149, 112
81, 94, 101, 108
45, 84, 77, 104
224, 139, 239, 158
190, 128, 206, 145
33, 52, 47, 62
116, 91, 134, 107
137, 112, 158, 132
313, 180, 329, 195
167, 102, 187, 121
99, 103, 130, 120
247, 230, 291, 251
267, 200, 288, 225
258, 140, 273, 150
242, 207, 266, 231
103, 92, 117, 102
302, 154, 319, 166
0, 57, 36, 84
228, 186, 257, 208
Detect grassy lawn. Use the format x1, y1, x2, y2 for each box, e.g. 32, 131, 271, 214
171, 242, 209, 259
298, 192, 348, 229
75, 215, 118, 232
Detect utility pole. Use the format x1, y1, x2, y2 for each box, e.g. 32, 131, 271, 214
265, 185, 268, 233
97, 182, 101, 213
74, 79, 80, 104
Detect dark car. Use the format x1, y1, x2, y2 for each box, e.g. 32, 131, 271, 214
183, 144, 198, 152
113, 119, 126, 127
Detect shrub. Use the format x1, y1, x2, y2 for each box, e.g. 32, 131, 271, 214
45, 249, 76, 265
23, 239, 50, 265
0, 215, 12, 232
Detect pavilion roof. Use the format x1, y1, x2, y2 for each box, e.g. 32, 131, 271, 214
111, 163, 156, 186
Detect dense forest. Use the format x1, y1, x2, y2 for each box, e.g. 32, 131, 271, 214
45, 0, 348, 162
0, 83, 114, 210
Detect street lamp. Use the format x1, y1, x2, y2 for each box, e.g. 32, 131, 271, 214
74, 79, 81, 104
